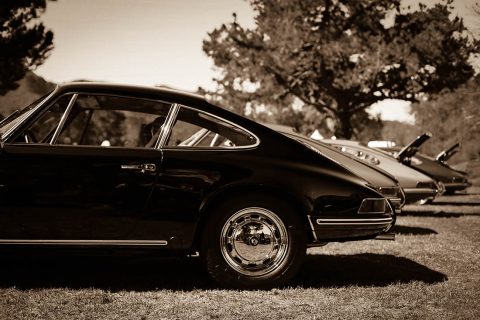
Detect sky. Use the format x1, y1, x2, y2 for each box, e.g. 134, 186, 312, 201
35, 0, 479, 124
36, 0, 255, 90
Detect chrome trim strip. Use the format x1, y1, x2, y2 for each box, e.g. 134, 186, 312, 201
386, 198, 394, 215
316, 221, 392, 226
307, 215, 318, 241
399, 187, 406, 207
317, 218, 393, 222
3, 87, 58, 140
50, 93, 78, 144
156, 103, 180, 148
161, 104, 260, 150
316, 218, 393, 225
0, 240, 168, 246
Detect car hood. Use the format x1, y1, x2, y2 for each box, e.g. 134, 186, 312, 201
324, 140, 436, 189
411, 153, 468, 181
435, 142, 460, 164
283, 133, 399, 188
396, 132, 432, 162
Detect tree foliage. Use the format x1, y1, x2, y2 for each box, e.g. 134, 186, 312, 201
0, 0, 54, 95
202, 0, 479, 138
411, 74, 480, 162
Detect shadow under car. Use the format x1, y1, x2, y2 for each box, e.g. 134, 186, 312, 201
0, 251, 447, 291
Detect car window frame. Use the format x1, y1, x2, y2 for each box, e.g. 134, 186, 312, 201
159, 104, 260, 151
5, 91, 179, 151
4, 91, 260, 151
1, 89, 57, 141
51, 92, 177, 149
49, 93, 79, 144
49, 93, 174, 148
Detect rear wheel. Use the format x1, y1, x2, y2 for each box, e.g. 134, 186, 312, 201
201, 195, 306, 289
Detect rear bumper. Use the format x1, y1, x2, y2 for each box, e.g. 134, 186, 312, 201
403, 188, 437, 204
444, 182, 471, 192
307, 214, 394, 243
307, 198, 395, 245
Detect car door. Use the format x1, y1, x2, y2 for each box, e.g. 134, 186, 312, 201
0, 93, 171, 242
140, 104, 259, 249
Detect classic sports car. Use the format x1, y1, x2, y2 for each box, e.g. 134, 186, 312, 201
380, 133, 471, 194
0, 82, 396, 289
321, 139, 441, 204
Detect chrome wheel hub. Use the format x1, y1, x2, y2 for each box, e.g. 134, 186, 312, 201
220, 207, 289, 276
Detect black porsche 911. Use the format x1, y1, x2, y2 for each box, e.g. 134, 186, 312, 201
0, 82, 396, 289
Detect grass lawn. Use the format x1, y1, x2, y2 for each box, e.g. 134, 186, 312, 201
0, 211, 479, 319
1, 160, 479, 319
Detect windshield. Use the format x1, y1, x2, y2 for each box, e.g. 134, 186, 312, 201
0, 90, 54, 137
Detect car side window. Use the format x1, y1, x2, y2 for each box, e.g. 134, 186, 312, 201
166, 106, 257, 148
17, 94, 73, 143
55, 94, 172, 148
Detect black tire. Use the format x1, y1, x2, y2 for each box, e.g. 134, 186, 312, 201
200, 194, 307, 289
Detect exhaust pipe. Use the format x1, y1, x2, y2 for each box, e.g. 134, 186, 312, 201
375, 232, 395, 241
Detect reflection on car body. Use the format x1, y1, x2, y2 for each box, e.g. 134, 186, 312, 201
240, 224, 272, 246
0, 82, 396, 289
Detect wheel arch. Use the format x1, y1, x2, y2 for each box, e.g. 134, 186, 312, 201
191, 184, 313, 250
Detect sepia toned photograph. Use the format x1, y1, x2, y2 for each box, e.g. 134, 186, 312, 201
0, 0, 479, 319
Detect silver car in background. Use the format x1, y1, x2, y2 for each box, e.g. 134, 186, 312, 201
322, 139, 442, 204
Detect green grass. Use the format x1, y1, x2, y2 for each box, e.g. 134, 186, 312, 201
1, 213, 479, 319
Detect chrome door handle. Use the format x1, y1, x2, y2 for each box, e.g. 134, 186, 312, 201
121, 163, 156, 173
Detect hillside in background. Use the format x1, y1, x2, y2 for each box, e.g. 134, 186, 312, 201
0, 72, 56, 117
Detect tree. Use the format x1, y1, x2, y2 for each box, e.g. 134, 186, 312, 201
202, 0, 479, 139
472, 0, 480, 38
411, 74, 480, 162
0, 0, 54, 95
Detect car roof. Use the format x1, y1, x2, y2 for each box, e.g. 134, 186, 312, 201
54, 82, 254, 126
52, 82, 303, 150
56, 82, 206, 105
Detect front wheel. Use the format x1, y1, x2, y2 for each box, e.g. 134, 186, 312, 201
201, 195, 306, 289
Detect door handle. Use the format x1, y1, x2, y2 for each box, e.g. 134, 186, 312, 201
121, 163, 156, 173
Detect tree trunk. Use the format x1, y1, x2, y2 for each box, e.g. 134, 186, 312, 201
334, 111, 354, 139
